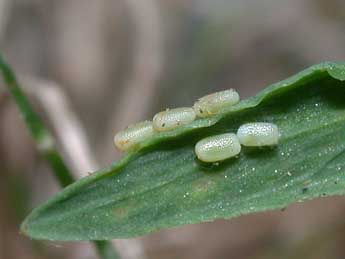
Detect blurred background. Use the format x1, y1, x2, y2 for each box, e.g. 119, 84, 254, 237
1, 0, 345, 258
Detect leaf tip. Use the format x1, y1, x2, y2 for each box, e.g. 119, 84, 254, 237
20, 218, 30, 237
20, 210, 42, 240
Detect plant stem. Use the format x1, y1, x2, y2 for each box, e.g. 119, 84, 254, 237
0, 55, 73, 186
0, 54, 119, 259
94, 241, 120, 259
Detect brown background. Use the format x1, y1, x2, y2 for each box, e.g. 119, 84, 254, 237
1, 0, 345, 258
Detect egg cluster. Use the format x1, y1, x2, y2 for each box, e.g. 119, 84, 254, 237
113, 89, 279, 162
195, 122, 279, 162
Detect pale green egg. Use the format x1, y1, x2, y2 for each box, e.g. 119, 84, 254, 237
193, 89, 240, 118
153, 107, 196, 132
114, 121, 154, 151
195, 133, 241, 162
237, 122, 279, 147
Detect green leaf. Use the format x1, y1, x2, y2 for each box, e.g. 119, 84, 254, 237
22, 62, 345, 241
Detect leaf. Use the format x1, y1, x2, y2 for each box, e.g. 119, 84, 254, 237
22, 62, 345, 241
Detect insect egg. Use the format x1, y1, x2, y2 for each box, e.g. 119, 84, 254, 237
153, 107, 196, 132
195, 133, 241, 162
114, 120, 154, 151
236, 122, 279, 147
193, 89, 240, 118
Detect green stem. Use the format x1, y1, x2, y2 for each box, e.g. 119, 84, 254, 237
0, 55, 72, 186
0, 54, 119, 259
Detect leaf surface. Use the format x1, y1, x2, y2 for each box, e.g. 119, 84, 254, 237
22, 62, 345, 241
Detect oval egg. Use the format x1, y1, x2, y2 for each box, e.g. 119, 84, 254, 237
193, 89, 240, 117
153, 107, 196, 132
114, 121, 154, 151
237, 122, 279, 147
195, 133, 241, 162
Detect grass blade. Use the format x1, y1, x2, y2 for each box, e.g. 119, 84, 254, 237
0, 54, 119, 258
